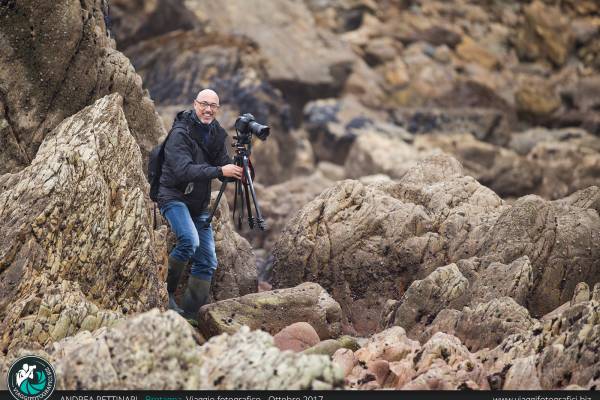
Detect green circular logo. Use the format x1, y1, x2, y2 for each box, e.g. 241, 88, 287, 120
7, 356, 56, 400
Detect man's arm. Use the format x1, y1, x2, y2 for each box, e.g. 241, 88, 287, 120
165, 130, 220, 183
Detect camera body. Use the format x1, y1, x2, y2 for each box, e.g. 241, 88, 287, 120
234, 113, 270, 144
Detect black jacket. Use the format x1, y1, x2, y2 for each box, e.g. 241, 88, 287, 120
158, 110, 231, 216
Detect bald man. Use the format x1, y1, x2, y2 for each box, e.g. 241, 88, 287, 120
158, 89, 243, 321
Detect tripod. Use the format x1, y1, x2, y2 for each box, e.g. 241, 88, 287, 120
204, 136, 266, 231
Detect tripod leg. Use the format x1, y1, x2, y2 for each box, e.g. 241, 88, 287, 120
205, 179, 228, 228
242, 156, 266, 231
243, 180, 254, 229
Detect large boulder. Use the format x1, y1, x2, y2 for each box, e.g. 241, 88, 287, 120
1, 310, 345, 389
198, 282, 343, 340
0, 0, 165, 175
272, 153, 600, 335
0, 94, 165, 353
272, 154, 504, 335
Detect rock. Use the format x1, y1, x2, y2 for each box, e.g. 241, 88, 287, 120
571, 282, 590, 305
193, 325, 345, 389
0, 0, 165, 175
515, 1, 574, 66
332, 348, 357, 377
186, 0, 356, 118
273, 322, 321, 353
392, 107, 511, 145
468, 256, 533, 307
0, 95, 165, 353
110, 0, 199, 49
456, 36, 500, 70
198, 282, 343, 339
476, 194, 600, 316
273, 152, 600, 334
414, 133, 542, 198
553, 78, 600, 135
345, 130, 437, 180
302, 339, 343, 357
555, 186, 600, 215
421, 297, 536, 352
303, 96, 388, 164
502, 356, 542, 390
482, 299, 600, 389
242, 171, 335, 252
272, 154, 504, 335
343, 327, 488, 389
515, 79, 561, 118
1, 310, 344, 389
384, 264, 470, 337
508, 127, 591, 156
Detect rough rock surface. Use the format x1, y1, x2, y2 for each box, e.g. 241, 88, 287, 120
0, 0, 165, 175
244, 171, 336, 252
198, 282, 343, 340
272, 154, 600, 335
1, 310, 345, 389
481, 292, 600, 389
0, 94, 165, 354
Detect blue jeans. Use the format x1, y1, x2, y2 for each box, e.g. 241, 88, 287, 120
160, 201, 217, 282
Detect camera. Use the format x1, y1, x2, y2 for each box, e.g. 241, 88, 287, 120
234, 113, 270, 142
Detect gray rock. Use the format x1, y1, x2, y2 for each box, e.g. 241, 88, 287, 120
198, 282, 343, 340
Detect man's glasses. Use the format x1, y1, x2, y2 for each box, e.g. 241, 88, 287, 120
195, 100, 220, 110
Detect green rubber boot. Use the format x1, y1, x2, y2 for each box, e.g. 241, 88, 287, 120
181, 276, 212, 322
166, 256, 186, 314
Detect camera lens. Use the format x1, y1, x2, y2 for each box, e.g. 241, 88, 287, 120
249, 121, 270, 141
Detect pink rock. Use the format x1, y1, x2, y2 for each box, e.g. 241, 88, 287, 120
273, 322, 320, 352
332, 348, 357, 377
367, 359, 394, 386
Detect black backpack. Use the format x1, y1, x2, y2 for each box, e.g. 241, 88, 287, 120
147, 132, 171, 202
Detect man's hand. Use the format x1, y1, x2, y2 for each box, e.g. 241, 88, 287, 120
221, 164, 243, 180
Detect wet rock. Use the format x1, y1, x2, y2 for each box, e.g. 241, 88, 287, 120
0, 0, 165, 175
198, 282, 343, 339
0, 94, 165, 353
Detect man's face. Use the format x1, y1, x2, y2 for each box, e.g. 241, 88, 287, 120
194, 91, 220, 124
